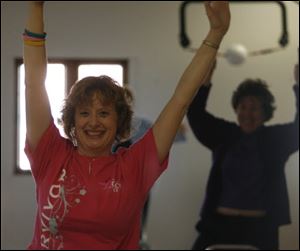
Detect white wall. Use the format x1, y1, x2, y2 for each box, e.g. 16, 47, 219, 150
1, 1, 299, 250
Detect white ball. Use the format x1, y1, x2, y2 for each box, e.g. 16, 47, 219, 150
224, 44, 248, 65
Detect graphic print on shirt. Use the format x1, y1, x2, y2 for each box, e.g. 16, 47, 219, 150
40, 168, 87, 249
98, 179, 122, 193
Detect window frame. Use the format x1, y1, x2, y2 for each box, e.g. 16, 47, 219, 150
14, 58, 128, 175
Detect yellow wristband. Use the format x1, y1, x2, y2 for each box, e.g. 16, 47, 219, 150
24, 40, 45, 47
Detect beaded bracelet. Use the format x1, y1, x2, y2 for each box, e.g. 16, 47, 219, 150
203, 40, 219, 50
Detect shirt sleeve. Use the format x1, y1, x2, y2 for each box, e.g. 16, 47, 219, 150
266, 84, 299, 158
187, 85, 237, 150
119, 128, 169, 194
24, 119, 70, 183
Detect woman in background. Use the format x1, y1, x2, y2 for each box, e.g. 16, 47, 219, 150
187, 61, 299, 250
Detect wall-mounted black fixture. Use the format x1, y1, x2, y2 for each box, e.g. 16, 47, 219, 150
179, 1, 289, 51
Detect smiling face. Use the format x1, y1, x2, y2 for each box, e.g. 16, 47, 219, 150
235, 96, 265, 134
74, 93, 118, 157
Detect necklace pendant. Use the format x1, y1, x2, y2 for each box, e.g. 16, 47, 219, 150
88, 162, 92, 175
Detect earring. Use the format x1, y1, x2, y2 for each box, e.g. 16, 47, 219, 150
70, 127, 78, 147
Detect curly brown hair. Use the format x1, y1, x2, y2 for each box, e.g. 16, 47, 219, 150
231, 79, 276, 122
61, 75, 134, 142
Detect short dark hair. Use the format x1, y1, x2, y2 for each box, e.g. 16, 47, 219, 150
231, 79, 276, 122
61, 75, 133, 142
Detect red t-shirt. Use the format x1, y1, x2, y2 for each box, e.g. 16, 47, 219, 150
25, 120, 168, 250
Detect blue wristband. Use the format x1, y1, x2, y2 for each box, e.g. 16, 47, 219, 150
24, 29, 47, 39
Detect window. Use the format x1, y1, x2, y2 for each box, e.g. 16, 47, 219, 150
78, 64, 124, 85
15, 59, 128, 174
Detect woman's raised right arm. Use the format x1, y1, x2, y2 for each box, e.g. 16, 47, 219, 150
24, 1, 52, 151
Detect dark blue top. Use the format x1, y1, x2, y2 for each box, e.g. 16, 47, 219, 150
219, 132, 265, 210
187, 83, 299, 227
